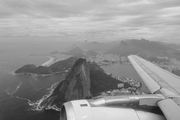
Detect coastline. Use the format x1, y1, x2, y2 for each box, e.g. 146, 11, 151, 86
12, 54, 72, 76
42, 56, 57, 67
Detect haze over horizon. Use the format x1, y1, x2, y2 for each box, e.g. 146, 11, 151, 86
0, 0, 180, 43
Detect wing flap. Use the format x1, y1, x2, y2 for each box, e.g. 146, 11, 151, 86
158, 99, 180, 120
128, 55, 180, 120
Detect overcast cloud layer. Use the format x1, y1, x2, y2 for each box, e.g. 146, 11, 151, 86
0, 0, 180, 42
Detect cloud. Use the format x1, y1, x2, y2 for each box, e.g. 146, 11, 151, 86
0, 0, 180, 42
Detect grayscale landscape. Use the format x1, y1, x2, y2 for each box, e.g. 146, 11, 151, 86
0, 0, 180, 120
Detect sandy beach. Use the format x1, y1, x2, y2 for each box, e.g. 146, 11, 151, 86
42, 56, 57, 67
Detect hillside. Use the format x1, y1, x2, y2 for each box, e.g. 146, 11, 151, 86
38, 58, 126, 109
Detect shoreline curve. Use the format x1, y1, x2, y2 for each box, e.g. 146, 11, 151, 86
42, 56, 57, 67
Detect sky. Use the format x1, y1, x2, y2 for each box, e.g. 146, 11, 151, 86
0, 0, 180, 43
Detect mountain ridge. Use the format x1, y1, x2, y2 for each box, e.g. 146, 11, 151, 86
37, 58, 125, 109
106, 39, 180, 59
62, 46, 86, 58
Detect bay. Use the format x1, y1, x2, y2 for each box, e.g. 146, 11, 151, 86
102, 63, 150, 93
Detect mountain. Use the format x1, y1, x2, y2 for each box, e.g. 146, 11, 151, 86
62, 47, 86, 58
38, 58, 126, 109
64, 41, 120, 53
89, 62, 128, 96
107, 40, 141, 56
68, 41, 119, 52
106, 39, 180, 59
39, 58, 92, 109
86, 50, 98, 56
64, 43, 77, 51
14, 57, 77, 75
81, 41, 120, 52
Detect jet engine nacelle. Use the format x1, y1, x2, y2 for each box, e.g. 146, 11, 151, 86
60, 100, 166, 120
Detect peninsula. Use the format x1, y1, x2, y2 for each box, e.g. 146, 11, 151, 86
14, 57, 77, 76
42, 56, 57, 67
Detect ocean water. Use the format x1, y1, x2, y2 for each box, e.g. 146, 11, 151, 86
102, 64, 150, 93
0, 37, 149, 120
0, 37, 74, 120
0, 57, 64, 120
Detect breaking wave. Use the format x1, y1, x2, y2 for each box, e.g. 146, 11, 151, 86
4, 81, 22, 96
28, 82, 60, 111
4, 80, 60, 112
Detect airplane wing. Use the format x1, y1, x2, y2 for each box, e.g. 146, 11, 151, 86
60, 55, 180, 120
128, 55, 180, 120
